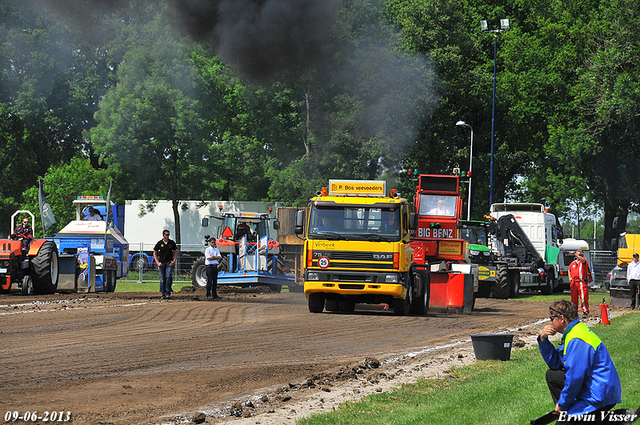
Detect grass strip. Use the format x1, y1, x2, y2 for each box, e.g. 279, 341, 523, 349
298, 312, 640, 425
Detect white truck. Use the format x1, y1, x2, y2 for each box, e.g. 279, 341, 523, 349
490, 203, 564, 294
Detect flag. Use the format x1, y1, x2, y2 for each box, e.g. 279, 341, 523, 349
105, 180, 113, 225
38, 179, 57, 234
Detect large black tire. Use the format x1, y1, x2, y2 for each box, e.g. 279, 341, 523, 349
191, 257, 206, 289
131, 254, 149, 272
30, 240, 59, 294
393, 279, 411, 316
492, 264, 510, 299
21, 275, 34, 295
325, 299, 339, 312
338, 300, 356, 312
541, 271, 553, 295
508, 270, 521, 298
106, 270, 117, 292
308, 293, 324, 313
410, 270, 430, 315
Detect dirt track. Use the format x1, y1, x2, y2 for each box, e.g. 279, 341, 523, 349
0, 288, 555, 424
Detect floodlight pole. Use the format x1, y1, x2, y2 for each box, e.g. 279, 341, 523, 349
456, 121, 474, 220
481, 19, 509, 207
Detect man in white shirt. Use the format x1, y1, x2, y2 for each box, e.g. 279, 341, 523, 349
626, 253, 640, 310
429, 199, 452, 215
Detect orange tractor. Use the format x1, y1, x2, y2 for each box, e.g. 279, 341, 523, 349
0, 212, 59, 295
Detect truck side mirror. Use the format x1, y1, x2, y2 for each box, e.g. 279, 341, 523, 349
201, 217, 209, 227
273, 220, 280, 230
409, 212, 417, 230
295, 209, 305, 235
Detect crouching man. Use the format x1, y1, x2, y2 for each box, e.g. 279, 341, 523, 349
538, 300, 622, 423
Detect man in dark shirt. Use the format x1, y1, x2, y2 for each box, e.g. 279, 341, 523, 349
153, 229, 178, 299
13, 217, 34, 252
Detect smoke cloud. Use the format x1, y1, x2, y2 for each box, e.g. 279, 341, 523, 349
168, 0, 339, 83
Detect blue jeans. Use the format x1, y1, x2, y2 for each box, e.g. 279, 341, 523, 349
159, 263, 173, 296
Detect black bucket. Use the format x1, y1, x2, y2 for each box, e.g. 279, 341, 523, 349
470, 334, 514, 361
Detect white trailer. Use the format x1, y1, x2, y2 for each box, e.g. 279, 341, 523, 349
123, 200, 280, 270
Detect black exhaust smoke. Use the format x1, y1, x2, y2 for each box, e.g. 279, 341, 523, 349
168, 0, 339, 83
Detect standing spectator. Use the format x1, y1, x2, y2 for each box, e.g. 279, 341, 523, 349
569, 250, 592, 318
153, 229, 178, 299
13, 217, 34, 252
205, 238, 222, 299
537, 300, 621, 419
626, 253, 640, 310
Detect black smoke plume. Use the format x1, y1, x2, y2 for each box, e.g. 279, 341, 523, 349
168, 0, 339, 83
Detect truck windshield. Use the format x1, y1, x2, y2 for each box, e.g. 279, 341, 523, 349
308, 206, 401, 241
418, 194, 456, 217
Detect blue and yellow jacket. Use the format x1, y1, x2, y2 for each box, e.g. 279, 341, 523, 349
538, 319, 622, 414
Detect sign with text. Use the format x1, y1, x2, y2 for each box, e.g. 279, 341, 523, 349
329, 180, 386, 196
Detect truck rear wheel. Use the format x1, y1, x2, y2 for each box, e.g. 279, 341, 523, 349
308, 293, 324, 313
30, 240, 59, 294
191, 257, 207, 289
338, 300, 355, 312
492, 264, 510, 299
325, 299, 339, 312
508, 270, 520, 298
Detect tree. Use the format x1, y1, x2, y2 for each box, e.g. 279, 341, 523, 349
91, 8, 208, 245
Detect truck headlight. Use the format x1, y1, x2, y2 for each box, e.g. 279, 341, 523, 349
483, 251, 490, 256
385, 274, 398, 283
307, 272, 320, 281
469, 250, 480, 256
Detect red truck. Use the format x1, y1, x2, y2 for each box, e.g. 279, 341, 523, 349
410, 174, 477, 313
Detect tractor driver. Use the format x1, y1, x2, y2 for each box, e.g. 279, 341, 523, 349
13, 217, 34, 252
236, 222, 251, 240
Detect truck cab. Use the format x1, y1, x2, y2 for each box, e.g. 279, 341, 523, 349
296, 180, 427, 315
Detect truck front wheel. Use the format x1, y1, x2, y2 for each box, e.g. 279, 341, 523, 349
393, 283, 411, 316
410, 270, 430, 315
492, 265, 510, 299
308, 293, 324, 313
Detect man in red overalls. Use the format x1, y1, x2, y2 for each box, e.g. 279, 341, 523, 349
568, 249, 592, 318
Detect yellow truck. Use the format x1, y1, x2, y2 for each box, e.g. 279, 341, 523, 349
294, 180, 428, 315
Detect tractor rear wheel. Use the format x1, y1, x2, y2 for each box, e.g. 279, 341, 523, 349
30, 240, 59, 294
191, 257, 207, 289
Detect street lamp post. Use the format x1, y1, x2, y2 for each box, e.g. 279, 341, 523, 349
481, 18, 509, 207
456, 121, 474, 220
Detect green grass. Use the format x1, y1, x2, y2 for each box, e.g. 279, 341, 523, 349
298, 312, 640, 425
515, 287, 610, 303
